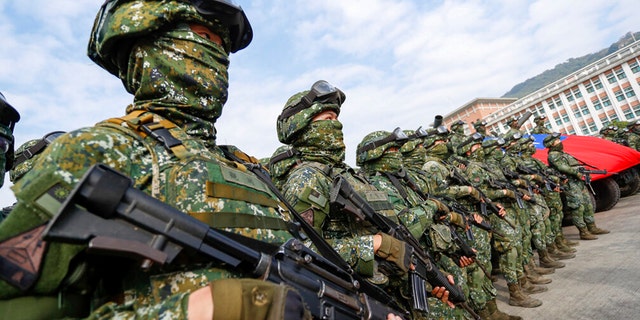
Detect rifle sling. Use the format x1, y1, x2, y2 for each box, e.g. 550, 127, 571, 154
191, 211, 292, 231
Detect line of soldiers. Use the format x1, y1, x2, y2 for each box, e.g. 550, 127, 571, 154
268, 90, 612, 320
598, 121, 640, 151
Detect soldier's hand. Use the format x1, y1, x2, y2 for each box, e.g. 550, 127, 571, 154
522, 194, 531, 201
459, 255, 475, 267
496, 203, 507, 217
472, 213, 484, 224
502, 189, 516, 199
375, 233, 412, 274
431, 274, 456, 308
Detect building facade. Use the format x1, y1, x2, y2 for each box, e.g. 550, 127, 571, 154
441, 98, 516, 135
444, 39, 640, 137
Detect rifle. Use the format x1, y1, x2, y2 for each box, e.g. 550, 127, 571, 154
43, 164, 409, 320
516, 164, 565, 192
329, 175, 481, 320
579, 168, 608, 195
447, 162, 517, 230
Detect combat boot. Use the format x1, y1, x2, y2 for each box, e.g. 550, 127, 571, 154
538, 249, 565, 269
587, 223, 610, 235
547, 243, 576, 260
487, 298, 523, 320
477, 306, 491, 320
507, 282, 542, 308
519, 276, 548, 294
558, 232, 579, 246
555, 236, 577, 253
530, 259, 555, 275
524, 262, 551, 284
578, 226, 598, 240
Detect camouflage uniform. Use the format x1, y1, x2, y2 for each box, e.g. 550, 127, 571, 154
459, 136, 542, 309
626, 122, 640, 151
448, 120, 467, 156
0, 92, 20, 189
0, 2, 310, 319
358, 129, 463, 320
545, 133, 609, 238
531, 116, 551, 134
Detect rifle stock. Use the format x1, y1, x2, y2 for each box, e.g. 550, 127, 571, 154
43, 164, 409, 320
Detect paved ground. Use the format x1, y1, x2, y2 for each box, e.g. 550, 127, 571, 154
493, 192, 640, 320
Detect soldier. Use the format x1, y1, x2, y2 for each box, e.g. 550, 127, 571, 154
544, 133, 610, 240
448, 120, 467, 156
0, 92, 20, 189
472, 119, 488, 136
503, 118, 522, 140
625, 121, 640, 151
0, 1, 314, 319
458, 134, 542, 308
517, 137, 578, 253
531, 116, 550, 134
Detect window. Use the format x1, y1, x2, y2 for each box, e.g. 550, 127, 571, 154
615, 68, 627, 80
610, 114, 619, 121
562, 114, 570, 123
631, 61, 640, 73
602, 96, 612, 107
547, 99, 556, 110
589, 123, 598, 132
624, 108, 634, 119
568, 128, 576, 134
594, 79, 603, 90
599, 113, 608, 122
606, 72, 617, 84
634, 104, 640, 114
565, 90, 574, 102
573, 87, 582, 99
615, 90, 626, 102
593, 101, 602, 110
580, 125, 589, 133
625, 86, 636, 98
555, 118, 563, 125
585, 82, 594, 93
581, 105, 590, 115
554, 97, 563, 106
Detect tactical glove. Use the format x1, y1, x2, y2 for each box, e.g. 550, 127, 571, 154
430, 198, 450, 215
376, 233, 412, 274
210, 278, 311, 320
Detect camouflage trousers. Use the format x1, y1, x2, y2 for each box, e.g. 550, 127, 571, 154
545, 192, 564, 237
529, 193, 549, 251
490, 207, 521, 284
565, 179, 595, 228
466, 226, 496, 311
515, 204, 533, 268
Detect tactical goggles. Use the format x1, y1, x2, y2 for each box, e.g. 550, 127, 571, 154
0, 136, 10, 154
434, 125, 449, 136
13, 131, 66, 168
278, 80, 346, 120
189, 0, 253, 52
459, 132, 484, 150
482, 137, 505, 148
0, 92, 20, 131
357, 127, 408, 154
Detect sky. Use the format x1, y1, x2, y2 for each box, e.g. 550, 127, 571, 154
0, 0, 638, 205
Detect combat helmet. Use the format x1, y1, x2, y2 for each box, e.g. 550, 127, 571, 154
449, 120, 465, 133
456, 132, 484, 156
543, 132, 562, 148
472, 119, 487, 133
88, 0, 253, 77
534, 115, 547, 125
277, 80, 345, 144
0, 92, 20, 171
482, 136, 506, 152
356, 128, 408, 166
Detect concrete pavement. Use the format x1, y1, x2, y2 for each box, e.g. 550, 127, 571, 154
493, 192, 640, 319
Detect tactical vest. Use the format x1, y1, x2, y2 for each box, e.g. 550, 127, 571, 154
1, 111, 296, 318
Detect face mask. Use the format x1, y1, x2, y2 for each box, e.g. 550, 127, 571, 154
125, 26, 230, 144
294, 120, 346, 165
469, 147, 484, 161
